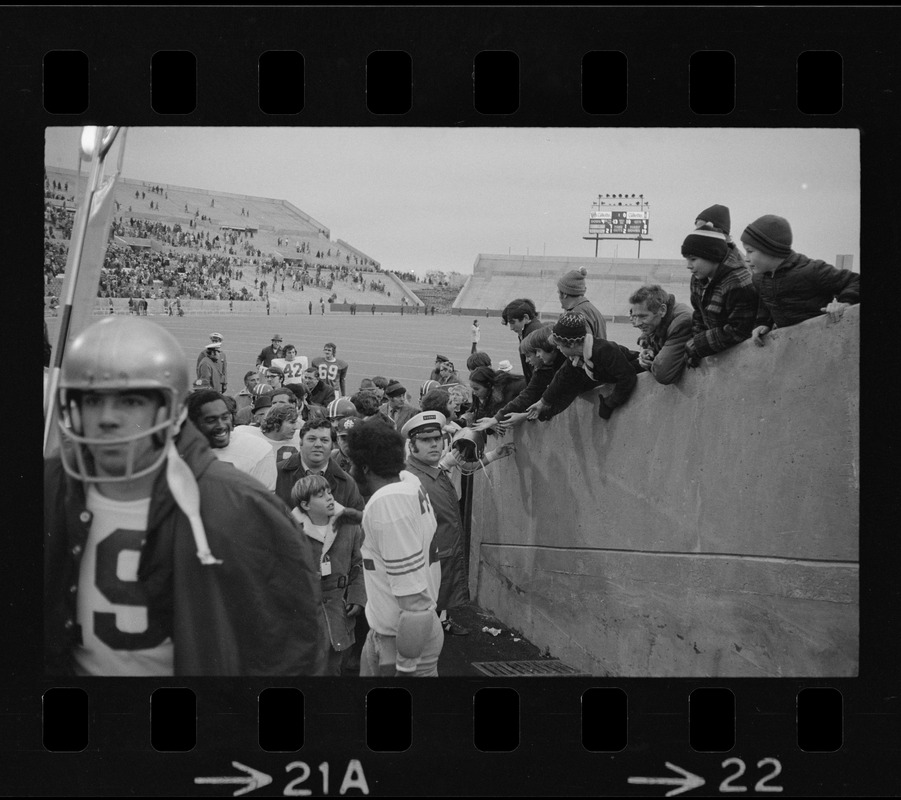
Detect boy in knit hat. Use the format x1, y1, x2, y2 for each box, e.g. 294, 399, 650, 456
556, 267, 608, 340
681, 228, 758, 368
526, 312, 638, 422
739, 214, 860, 346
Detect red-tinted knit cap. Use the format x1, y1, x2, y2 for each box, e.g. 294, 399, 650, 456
552, 312, 588, 343
557, 267, 588, 296
694, 204, 731, 234
740, 215, 793, 257
681, 229, 729, 262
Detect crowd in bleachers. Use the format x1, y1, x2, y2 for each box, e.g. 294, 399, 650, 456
42, 170, 421, 308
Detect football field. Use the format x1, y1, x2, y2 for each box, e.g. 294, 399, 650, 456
47, 311, 639, 396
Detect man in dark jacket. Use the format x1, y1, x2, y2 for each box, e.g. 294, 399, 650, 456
739, 214, 860, 345
45, 317, 325, 677
302, 367, 337, 407
402, 411, 470, 637
255, 333, 283, 369
628, 284, 694, 385
276, 417, 365, 518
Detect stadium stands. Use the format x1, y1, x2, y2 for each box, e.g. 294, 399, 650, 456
43, 166, 425, 313
454, 253, 692, 319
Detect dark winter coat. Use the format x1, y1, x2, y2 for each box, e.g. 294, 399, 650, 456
753, 251, 860, 329
44, 421, 325, 676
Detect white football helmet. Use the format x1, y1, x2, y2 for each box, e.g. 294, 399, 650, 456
56, 317, 190, 483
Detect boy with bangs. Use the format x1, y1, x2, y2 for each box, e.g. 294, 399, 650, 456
290, 475, 366, 676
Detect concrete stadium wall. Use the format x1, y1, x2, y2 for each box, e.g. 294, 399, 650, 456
469, 306, 859, 677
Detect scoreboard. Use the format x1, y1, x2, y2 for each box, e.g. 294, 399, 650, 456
588, 209, 649, 235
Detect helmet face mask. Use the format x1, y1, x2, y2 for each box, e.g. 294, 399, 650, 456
451, 426, 486, 461
58, 389, 183, 483
55, 317, 190, 484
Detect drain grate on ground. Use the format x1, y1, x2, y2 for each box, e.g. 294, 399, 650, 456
470, 659, 590, 677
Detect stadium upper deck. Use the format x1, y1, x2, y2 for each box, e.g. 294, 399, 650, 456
454, 253, 692, 318
44, 166, 384, 272
44, 165, 430, 309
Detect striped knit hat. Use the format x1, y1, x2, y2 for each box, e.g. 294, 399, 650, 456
694, 204, 731, 234
681, 229, 729, 262
740, 215, 793, 257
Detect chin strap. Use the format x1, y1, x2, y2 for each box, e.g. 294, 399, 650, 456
165, 413, 222, 566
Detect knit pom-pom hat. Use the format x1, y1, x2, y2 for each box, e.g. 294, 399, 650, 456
694, 204, 731, 234
551, 312, 595, 374
740, 215, 793, 258
681, 229, 729, 263
557, 266, 588, 296
552, 312, 588, 344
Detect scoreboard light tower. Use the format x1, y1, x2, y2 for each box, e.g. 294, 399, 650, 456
584, 193, 652, 258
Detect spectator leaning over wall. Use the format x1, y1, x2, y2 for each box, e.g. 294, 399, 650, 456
526, 312, 639, 423
502, 298, 543, 382
681, 228, 758, 369
629, 284, 694, 385
738, 214, 861, 347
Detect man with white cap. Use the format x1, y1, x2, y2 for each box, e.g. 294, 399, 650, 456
44, 316, 325, 676
196, 332, 227, 393
402, 411, 470, 637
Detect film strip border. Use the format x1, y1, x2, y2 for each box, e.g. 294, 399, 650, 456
43, 50, 843, 118
6, 5, 900, 796
13, 678, 897, 795
43, 685, 844, 754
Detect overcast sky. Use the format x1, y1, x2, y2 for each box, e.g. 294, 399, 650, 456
45, 126, 859, 276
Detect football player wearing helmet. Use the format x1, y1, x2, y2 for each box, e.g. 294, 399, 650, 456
45, 317, 325, 677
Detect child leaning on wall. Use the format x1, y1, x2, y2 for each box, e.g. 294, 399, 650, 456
738, 214, 861, 346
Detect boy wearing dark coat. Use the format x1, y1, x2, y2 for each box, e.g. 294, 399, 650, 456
290, 475, 366, 676
502, 298, 544, 382
739, 214, 861, 346
682, 228, 759, 368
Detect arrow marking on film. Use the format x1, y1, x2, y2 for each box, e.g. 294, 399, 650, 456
195, 761, 273, 797
628, 762, 706, 797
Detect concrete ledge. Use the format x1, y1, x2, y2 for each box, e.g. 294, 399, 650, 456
471, 306, 859, 677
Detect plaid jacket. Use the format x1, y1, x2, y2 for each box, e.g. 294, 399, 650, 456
689, 257, 758, 358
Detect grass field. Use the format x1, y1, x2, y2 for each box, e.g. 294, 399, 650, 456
47, 312, 640, 398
